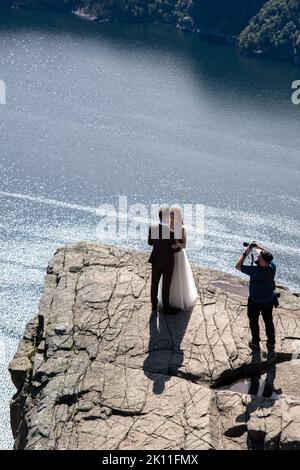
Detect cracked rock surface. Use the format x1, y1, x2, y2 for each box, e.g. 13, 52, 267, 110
9, 242, 300, 450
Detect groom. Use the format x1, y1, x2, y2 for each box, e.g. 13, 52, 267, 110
148, 204, 181, 315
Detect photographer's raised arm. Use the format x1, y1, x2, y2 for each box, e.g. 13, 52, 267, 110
235, 245, 251, 271
254, 242, 266, 251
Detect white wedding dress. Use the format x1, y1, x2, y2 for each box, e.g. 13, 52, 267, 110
158, 248, 198, 311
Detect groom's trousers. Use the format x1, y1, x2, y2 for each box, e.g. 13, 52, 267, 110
151, 264, 174, 309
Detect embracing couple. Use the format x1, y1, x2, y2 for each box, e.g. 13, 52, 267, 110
148, 204, 198, 315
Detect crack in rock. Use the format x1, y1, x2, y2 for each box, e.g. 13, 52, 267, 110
9, 242, 300, 450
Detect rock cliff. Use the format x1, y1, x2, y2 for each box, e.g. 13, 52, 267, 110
9, 242, 300, 450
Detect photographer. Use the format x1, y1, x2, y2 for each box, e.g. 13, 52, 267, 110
235, 241, 276, 353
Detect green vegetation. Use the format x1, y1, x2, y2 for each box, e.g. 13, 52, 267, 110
190, 0, 266, 36
3, 0, 300, 64
238, 0, 300, 62
4, 0, 191, 22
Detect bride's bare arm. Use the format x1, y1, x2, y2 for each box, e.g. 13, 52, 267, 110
176, 226, 186, 249
172, 226, 186, 249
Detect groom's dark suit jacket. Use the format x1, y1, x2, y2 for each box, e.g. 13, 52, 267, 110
148, 223, 181, 269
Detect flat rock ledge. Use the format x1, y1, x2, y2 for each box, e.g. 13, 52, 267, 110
9, 242, 300, 450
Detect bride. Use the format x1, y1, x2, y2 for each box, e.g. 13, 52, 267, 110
158, 204, 198, 311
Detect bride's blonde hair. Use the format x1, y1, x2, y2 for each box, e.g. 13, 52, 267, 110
170, 204, 184, 239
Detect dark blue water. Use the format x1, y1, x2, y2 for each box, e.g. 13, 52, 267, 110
0, 9, 299, 448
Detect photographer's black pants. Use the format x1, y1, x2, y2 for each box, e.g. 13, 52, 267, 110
247, 297, 275, 345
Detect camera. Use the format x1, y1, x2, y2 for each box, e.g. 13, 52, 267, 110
273, 292, 281, 308
243, 242, 257, 249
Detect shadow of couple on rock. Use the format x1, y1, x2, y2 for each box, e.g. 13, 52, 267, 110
143, 308, 193, 394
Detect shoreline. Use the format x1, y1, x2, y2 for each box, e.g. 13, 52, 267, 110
2, 5, 299, 67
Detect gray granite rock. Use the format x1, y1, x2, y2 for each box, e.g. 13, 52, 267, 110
9, 242, 300, 449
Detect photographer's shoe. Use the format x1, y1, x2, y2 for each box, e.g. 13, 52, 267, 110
266, 342, 275, 352
266, 342, 276, 360
267, 350, 276, 362
248, 341, 260, 351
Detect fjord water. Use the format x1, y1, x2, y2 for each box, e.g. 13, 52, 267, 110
0, 9, 299, 447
